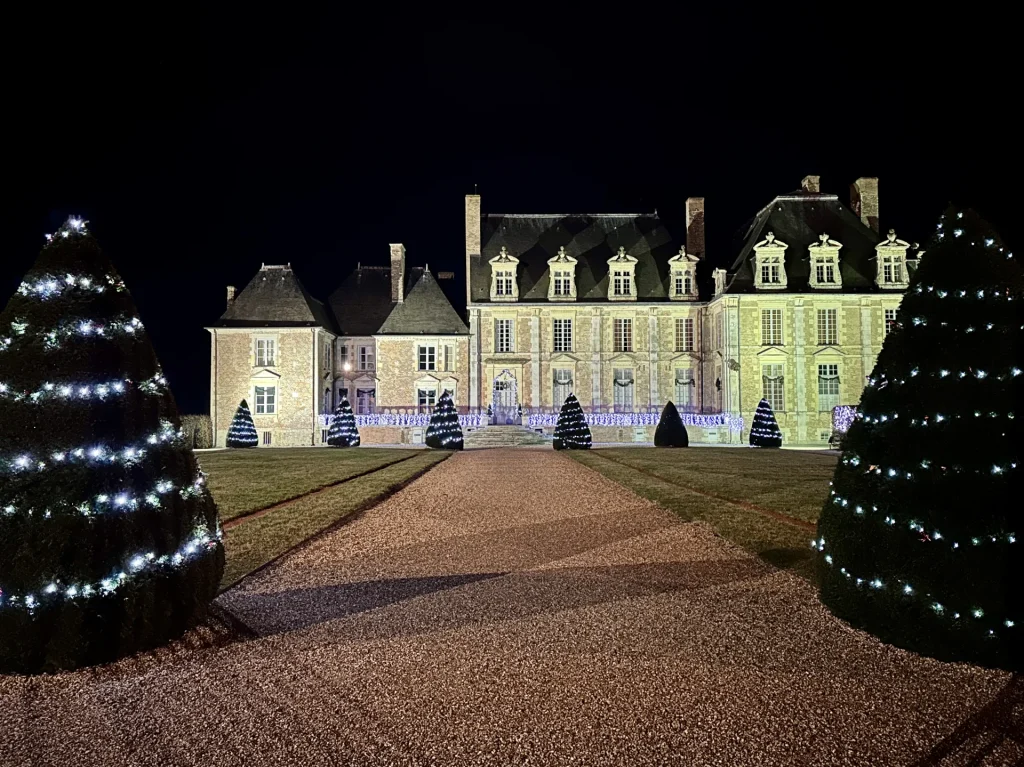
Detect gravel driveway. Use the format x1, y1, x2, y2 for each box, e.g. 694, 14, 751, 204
1, 449, 1018, 766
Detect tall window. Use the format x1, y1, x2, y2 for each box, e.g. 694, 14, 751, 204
815, 256, 837, 285
762, 364, 784, 412
884, 308, 897, 335
716, 314, 724, 348
760, 256, 782, 285
675, 317, 694, 352
553, 318, 573, 352
417, 387, 436, 411
255, 338, 276, 367
552, 270, 572, 296
613, 368, 634, 410
338, 344, 348, 369
356, 388, 375, 415
553, 368, 573, 405
358, 345, 375, 371
761, 309, 782, 346
495, 319, 512, 353
337, 386, 349, 404
881, 256, 903, 284
442, 344, 454, 372
817, 309, 838, 346
495, 270, 514, 296
613, 318, 633, 352
674, 368, 694, 407
254, 385, 277, 415
418, 345, 436, 371
613, 270, 632, 296
818, 364, 840, 412
324, 342, 331, 370
674, 271, 693, 297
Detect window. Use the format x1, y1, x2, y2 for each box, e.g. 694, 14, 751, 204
553, 318, 573, 352
261, 430, 272, 446
337, 386, 349, 404
674, 271, 694, 297
255, 338, 276, 367
815, 257, 837, 285
818, 364, 840, 412
613, 270, 632, 296
553, 368, 573, 405
323, 388, 331, 414
495, 269, 514, 296
417, 387, 437, 411
338, 344, 348, 368
418, 345, 436, 371
675, 318, 694, 352
817, 309, 837, 346
762, 364, 784, 412
885, 308, 897, 335
356, 388, 375, 415
495, 319, 513, 353
761, 309, 782, 346
613, 318, 632, 352
613, 368, 634, 410
442, 344, 454, 372
760, 256, 782, 285
716, 314, 724, 349
254, 385, 276, 415
358, 345, 375, 371
324, 343, 331, 370
674, 368, 694, 407
553, 270, 572, 296
881, 256, 903, 285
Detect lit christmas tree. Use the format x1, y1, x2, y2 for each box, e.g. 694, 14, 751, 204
327, 398, 360, 447
817, 208, 1022, 670
425, 391, 463, 450
749, 398, 782, 448
654, 400, 689, 447
0, 218, 224, 673
553, 393, 592, 450
226, 399, 258, 448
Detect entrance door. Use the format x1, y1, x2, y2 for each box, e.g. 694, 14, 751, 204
492, 370, 518, 425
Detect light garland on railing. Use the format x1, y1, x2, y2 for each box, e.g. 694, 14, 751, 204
0, 525, 222, 612
1, 420, 179, 474
16, 272, 125, 301
812, 539, 1018, 637
528, 411, 743, 431
0, 373, 167, 404
334, 413, 488, 429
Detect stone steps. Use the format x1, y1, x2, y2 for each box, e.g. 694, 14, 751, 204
463, 426, 550, 449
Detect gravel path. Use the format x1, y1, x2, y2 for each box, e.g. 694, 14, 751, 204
1, 449, 1018, 766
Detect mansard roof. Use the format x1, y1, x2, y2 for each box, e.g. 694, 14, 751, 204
377, 267, 469, 335
724, 193, 891, 294
470, 213, 680, 303
214, 264, 337, 331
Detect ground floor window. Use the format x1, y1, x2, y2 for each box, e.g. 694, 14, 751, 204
356, 388, 375, 414
417, 387, 437, 412
254, 385, 277, 415
674, 368, 694, 407
613, 368, 634, 411
762, 364, 784, 412
818, 364, 840, 412
337, 386, 349, 405
553, 368, 573, 406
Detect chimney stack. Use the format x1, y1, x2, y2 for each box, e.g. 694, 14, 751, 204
226, 285, 236, 308
390, 243, 406, 303
801, 175, 821, 193
850, 177, 880, 232
465, 193, 482, 304
685, 197, 705, 259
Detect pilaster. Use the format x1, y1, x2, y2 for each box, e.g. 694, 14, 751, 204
530, 313, 540, 407
648, 309, 659, 406
793, 299, 807, 443
469, 309, 480, 408
591, 308, 601, 408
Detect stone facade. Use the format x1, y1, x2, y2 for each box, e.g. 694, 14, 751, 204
374, 336, 470, 409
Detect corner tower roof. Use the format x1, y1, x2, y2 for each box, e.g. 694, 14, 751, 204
214, 264, 336, 331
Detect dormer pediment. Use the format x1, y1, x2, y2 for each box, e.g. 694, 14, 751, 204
668, 246, 699, 300
753, 231, 788, 290
547, 246, 578, 301
607, 247, 638, 301
489, 246, 519, 301
807, 233, 843, 289
874, 229, 911, 289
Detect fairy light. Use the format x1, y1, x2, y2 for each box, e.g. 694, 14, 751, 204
553, 393, 592, 450
326, 398, 361, 447
2, 420, 179, 474
0, 373, 166, 404
16, 272, 125, 300
425, 391, 464, 449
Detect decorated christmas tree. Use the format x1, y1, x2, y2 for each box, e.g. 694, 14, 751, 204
553, 393, 592, 450
425, 391, 463, 450
749, 398, 782, 448
817, 209, 1022, 670
327, 398, 360, 447
0, 219, 224, 673
226, 399, 258, 448
654, 401, 689, 447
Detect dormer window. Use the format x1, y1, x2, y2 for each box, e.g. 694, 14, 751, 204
607, 246, 638, 301
547, 246, 578, 301
753, 231, 788, 290
874, 229, 911, 289
807, 233, 843, 289
668, 246, 699, 300
489, 246, 520, 301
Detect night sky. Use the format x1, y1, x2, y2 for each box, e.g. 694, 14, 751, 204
3, 10, 1014, 413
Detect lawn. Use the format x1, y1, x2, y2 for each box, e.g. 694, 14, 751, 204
570, 448, 837, 581
196, 448, 452, 589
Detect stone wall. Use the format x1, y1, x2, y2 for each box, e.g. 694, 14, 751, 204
374, 336, 470, 408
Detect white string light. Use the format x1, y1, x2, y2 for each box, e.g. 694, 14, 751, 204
0, 373, 166, 404
913, 284, 1018, 300
425, 392, 464, 448
16, 272, 125, 301
2, 420, 179, 474
0, 314, 145, 353
840, 453, 1017, 479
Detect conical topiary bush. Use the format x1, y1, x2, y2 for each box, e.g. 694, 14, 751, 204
553, 393, 592, 450
226, 399, 258, 448
0, 218, 224, 673
327, 398, 360, 447
425, 391, 463, 449
654, 401, 689, 447
816, 209, 1023, 670
749, 398, 782, 448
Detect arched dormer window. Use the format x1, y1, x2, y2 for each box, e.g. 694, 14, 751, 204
547, 246, 577, 301
808, 233, 843, 289
489, 246, 519, 301
753, 231, 788, 290
668, 245, 698, 300
874, 229, 911, 289
607, 246, 637, 301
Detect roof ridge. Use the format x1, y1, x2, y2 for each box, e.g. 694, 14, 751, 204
486, 213, 654, 218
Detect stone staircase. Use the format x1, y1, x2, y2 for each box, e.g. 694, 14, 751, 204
463, 425, 551, 449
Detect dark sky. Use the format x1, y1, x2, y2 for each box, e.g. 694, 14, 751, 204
2, 10, 1016, 413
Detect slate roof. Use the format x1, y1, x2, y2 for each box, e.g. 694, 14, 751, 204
470, 214, 680, 303
724, 192, 891, 294
214, 265, 337, 330
327, 266, 395, 336
377, 268, 470, 335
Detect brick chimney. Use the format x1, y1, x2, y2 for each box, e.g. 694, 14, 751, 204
226, 285, 236, 308
390, 243, 406, 303
801, 175, 821, 193
465, 193, 481, 303
850, 177, 880, 232
685, 197, 705, 259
